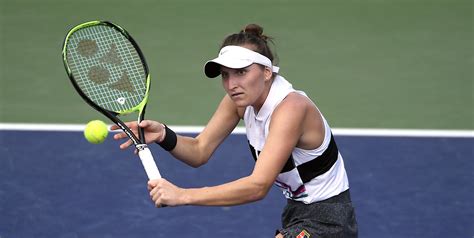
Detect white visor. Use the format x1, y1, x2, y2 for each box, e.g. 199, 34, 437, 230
204, 45, 280, 78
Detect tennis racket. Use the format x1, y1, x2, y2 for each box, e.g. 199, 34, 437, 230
62, 20, 162, 180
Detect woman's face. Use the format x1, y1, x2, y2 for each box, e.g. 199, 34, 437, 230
221, 63, 272, 110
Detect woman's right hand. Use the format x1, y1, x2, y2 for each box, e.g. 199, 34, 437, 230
111, 120, 166, 150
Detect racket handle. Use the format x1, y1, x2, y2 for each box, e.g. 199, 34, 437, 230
138, 146, 162, 179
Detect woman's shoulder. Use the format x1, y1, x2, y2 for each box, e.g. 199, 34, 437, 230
279, 91, 314, 110
273, 92, 322, 123
270, 92, 311, 121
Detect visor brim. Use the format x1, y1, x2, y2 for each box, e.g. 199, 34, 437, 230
204, 58, 253, 78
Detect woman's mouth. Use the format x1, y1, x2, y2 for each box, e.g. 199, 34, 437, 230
231, 92, 243, 98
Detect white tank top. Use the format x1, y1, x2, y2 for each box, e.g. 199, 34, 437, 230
244, 75, 349, 204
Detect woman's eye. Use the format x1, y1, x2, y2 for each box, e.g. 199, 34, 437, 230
237, 69, 246, 75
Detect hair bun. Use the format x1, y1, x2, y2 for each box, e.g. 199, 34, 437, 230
242, 23, 269, 41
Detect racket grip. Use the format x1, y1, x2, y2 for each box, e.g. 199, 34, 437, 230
138, 146, 162, 179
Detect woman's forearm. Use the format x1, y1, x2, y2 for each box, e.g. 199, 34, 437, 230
167, 135, 211, 168
182, 175, 270, 206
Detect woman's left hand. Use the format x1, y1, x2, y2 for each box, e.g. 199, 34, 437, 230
147, 178, 187, 208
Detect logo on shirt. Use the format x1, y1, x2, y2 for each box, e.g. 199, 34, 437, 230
274, 180, 308, 200
296, 230, 311, 238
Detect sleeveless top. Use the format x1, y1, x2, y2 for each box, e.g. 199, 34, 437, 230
244, 75, 349, 204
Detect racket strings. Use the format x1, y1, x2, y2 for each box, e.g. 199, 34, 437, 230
66, 25, 147, 112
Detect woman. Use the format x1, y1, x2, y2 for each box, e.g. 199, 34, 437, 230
113, 24, 357, 237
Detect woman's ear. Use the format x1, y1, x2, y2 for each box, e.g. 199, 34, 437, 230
264, 66, 273, 81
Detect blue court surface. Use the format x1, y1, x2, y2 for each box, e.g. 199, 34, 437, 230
0, 130, 472, 237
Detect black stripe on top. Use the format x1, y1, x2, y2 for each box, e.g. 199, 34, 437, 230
248, 142, 295, 173
298, 134, 339, 183
247, 133, 339, 183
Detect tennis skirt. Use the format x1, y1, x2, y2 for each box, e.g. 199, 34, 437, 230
277, 190, 358, 238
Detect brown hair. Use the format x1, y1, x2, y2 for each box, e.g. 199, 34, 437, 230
220, 23, 278, 66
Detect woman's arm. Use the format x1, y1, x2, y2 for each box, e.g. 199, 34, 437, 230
149, 93, 319, 207
169, 95, 241, 167
113, 94, 241, 168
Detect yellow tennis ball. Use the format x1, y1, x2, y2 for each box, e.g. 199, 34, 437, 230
84, 120, 109, 144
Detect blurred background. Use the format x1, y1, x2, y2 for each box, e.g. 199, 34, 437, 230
1, 0, 472, 129
1, 0, 473, 237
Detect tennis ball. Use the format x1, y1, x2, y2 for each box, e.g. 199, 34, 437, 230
84, 120, 109, 144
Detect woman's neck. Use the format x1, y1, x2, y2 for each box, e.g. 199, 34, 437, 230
252, 78, 274, 114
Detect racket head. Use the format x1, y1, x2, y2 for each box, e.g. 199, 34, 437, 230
62, 20, 151, 144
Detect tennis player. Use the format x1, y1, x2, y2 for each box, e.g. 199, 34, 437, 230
113, 24, 358, 237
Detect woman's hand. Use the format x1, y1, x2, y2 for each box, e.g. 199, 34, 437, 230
148, 178, 188, 207
111, 120, 166, 149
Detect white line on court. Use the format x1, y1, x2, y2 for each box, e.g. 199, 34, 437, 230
0, 123, 472, 138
